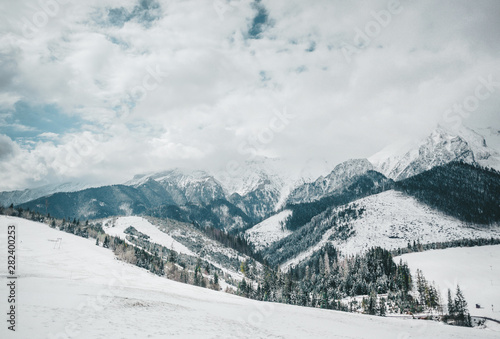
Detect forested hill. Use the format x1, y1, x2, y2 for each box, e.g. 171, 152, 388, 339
282, 171, 393, 231
395, 162, 500, 225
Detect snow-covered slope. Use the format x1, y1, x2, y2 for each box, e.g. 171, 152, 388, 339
396, 245, 500, 320
245, 210, 293, 251
1, 215, 497, 338
100, 215, 250, 279
102, 216, 194, 256
282, 190, 500, 268
370, 125, 500, 181
335, 190, 500, 256
287, 159, 375, 204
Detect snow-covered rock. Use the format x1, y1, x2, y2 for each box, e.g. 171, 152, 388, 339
127, 169, 226, 206
287, 159, 375, 204
370, 125, 500, 181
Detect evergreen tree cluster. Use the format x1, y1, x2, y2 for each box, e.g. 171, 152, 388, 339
124, 226, 150, 240
239, 246, 421, 315
263, 204, 363, 266
283, 171, 392, 231
445, 285, 472, 327
146, 199, 254, 233
202, 225, 263, 262
415, 269, 441, 311
396, 162, 500, 225
122, 226, 228, 290
392, 237, 500, 256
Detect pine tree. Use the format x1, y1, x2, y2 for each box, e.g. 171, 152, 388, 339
194, 258, 202, 286
239, 279, 248, 297
168, 250, 177, 263
378, 297, 387, 316
454, 285, 469, 326
367, 290, 377, 315
240, 260, 248, 277
416, 269, 426, 305
447, 289, 455, 316
103, 236, 110, 248
324, 252, 330, 275
321, 290, 329, 309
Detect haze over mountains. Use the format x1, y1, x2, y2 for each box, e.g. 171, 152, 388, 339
5, 125, 498, 218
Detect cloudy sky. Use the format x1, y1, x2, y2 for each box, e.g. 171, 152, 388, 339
0, 0, 499, 191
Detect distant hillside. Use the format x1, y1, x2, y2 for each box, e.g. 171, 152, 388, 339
18, 184, 169, 220
283, 171, 392, 231
395, 162, 500, 225
146, 199, 255, 233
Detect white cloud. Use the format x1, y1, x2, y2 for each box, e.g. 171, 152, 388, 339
38, 132, 59, 139
0, 0, 499, 190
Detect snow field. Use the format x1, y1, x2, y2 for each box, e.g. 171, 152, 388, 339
1, 216, 498, 338
396, 245, 500, 321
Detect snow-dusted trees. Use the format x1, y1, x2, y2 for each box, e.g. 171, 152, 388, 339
415, 269, 440, 311
445, 285, 471, 327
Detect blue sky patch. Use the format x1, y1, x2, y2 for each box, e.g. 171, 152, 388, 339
248, 0, 270, 39
96, 0, 162, 29
0, 101, 83, 142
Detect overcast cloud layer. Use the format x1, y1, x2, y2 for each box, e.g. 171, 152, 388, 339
0, 0, 499, 191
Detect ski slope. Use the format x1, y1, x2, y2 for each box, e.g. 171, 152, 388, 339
396, 245, 500, 320
1, 216, 499, 338
102, 216, 194, 256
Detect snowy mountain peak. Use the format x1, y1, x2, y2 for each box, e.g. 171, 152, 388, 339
126, 168, 214, 187
286, 158, 374, 204
370, 125, 500, 181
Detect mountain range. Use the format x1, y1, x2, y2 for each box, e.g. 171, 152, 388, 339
5, 125, 500, 266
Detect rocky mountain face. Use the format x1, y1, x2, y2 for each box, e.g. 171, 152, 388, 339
286, 159, 374, 204
18, 159, 310, 230
214, 157, 337, 220
127, 157, 336, 222
127, 169, 227, 206
370, 126, 500, 181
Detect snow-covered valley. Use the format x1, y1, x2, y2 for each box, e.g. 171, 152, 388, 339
2, 216, 499, 338
396, 245, 500, 320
